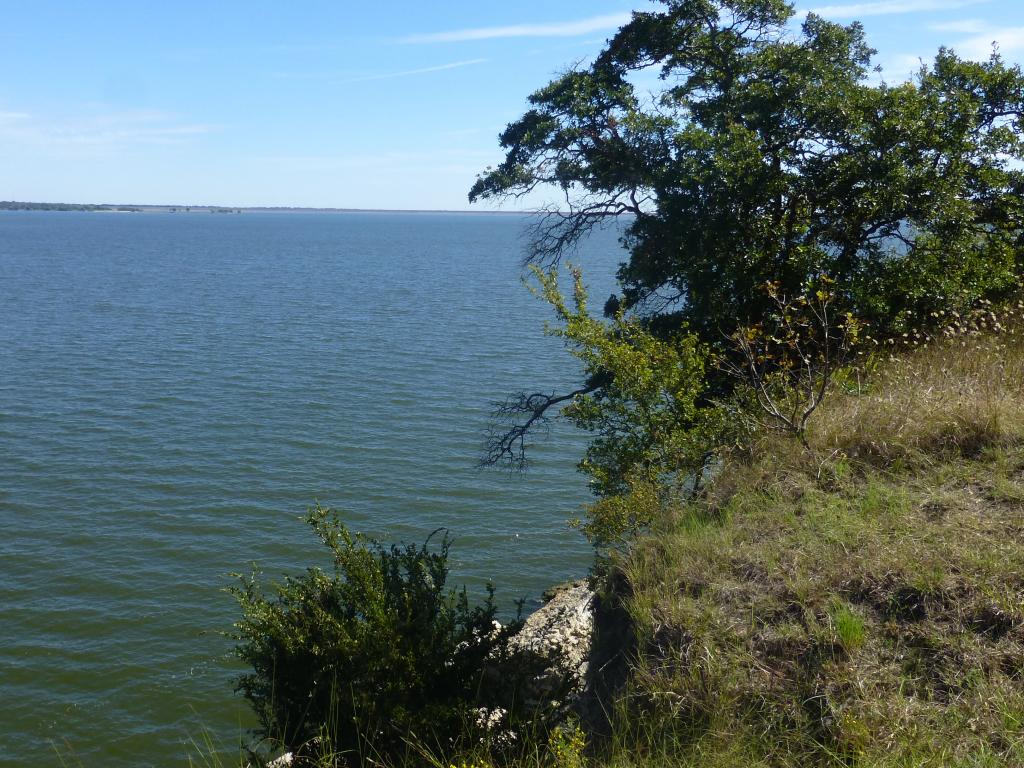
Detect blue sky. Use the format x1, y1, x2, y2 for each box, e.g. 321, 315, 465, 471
1, 0, 1022, 210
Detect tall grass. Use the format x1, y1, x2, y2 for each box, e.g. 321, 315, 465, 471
814, 310, 1024, 463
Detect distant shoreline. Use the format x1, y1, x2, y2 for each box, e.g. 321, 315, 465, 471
0, 200, 532, 215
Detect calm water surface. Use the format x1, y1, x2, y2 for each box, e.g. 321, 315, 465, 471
0, 211, 621, 766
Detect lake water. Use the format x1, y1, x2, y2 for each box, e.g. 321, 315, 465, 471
0, 211, 622, 766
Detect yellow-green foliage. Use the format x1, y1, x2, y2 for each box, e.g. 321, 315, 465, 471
726, 276, 863, 445
546, 724, 587, 768
533, 265, 726, 512
573, 475, 664, 547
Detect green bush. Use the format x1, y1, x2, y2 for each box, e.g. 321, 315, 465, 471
535, 265, 725, 499
230, 505, 521, 763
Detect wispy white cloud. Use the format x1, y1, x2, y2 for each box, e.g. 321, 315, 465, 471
929, 17, 988, 33
252, 147, 498, 175
955, 26, 1024, 58
871, 17, 1024, 81
273, 58, 488, 82
0, 108, 213, 147
344, 58, 488, 83
805, 0, 989, 19
401, 12, 631, 44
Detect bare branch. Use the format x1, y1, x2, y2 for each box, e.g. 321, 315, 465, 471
523, 191, 646, 267
480, 381, 601, 470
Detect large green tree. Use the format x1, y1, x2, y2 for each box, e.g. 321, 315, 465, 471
475, 0, 1024, 473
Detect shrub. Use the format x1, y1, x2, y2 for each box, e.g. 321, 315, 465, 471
230, 505, 521, 764
723, 276, 862, 447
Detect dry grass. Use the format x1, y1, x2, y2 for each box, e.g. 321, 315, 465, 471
813, 320, 1024, 465
603, 330, 1024, 767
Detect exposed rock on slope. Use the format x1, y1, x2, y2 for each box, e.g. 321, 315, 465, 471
506, 580, 595, 708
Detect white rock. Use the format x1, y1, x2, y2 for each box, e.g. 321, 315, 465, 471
507, 582, 595, 698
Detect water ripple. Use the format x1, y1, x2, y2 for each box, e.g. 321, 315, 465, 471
0, 210, 621, 766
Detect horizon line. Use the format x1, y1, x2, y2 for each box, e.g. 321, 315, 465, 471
0, 199, 545, 215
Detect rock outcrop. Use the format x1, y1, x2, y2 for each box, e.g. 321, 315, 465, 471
506, 580, 595, 708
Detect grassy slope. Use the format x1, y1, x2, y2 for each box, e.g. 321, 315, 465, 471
602, 329, 1024, 767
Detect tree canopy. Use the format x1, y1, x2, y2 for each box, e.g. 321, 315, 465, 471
474, 0, 1024, 488
471, 0, 1024, 340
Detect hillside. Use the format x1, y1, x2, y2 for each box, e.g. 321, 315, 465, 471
595, 321, 1024, 767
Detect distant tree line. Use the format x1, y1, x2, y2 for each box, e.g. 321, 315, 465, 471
0, 201, 140, 212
